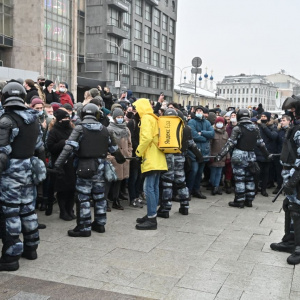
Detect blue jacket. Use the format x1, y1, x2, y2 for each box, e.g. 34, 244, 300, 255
187, 117, 214, 161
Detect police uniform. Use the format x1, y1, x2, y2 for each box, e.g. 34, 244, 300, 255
215, 109, 270, 208
54, 103, 125, 237
0, 82, 46, 271
270, 97, 300, 265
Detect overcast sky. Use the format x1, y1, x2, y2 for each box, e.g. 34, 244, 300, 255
175, 0, 299, 85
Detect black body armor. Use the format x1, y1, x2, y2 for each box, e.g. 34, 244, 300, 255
236, 125, 258, 151
280, 125, 300, 164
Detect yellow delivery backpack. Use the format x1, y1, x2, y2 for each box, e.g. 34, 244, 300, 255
157, 115, 184, 153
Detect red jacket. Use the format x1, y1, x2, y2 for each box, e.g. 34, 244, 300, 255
55, 92, 73, 107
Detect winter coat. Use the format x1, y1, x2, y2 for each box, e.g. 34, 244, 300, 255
25, 87, 39, 104
276, 123, 289, 154
187, 116, 215, 161
45, 89, 59, 104
46, 121, 76, 192
210, 127, 230, 167
255, 119, 278, 162
107, 122, 132, 180
55, 91, 73, 107
226, 122, 236, 138
134, 98, 168, 174
100, 90, 113, 110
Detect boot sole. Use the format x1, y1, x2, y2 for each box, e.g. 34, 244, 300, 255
68, 231, 91, 237
0, 261, 19, 271
135, 225, 157, 230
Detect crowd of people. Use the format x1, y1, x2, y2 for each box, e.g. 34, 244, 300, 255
0, 75, 300, 272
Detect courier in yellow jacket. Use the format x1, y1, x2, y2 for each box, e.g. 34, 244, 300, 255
134, 98, 167, 230
134, 98, 167, 173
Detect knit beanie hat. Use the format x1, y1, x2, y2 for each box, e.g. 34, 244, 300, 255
30, 98, 44, 108
45, 80, 53, 88
215, 116, 225, 124
54, 108, 70, 122
261, 112, 271, 121
63, 103, 73, 111
51, 102, 62, 112
90, 88, 100, 98
112, 108, 124, 119
111, 103, 122, 113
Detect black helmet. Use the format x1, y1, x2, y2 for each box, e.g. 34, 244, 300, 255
1, 82, 27, 109
81, 103, 100, 120
164, 108, 178, 116
237, 108, 250, 121
282, 95, 300, 110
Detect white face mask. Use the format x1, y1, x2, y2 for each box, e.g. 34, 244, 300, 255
230, 117, 237, 123
59, 87, 65, 93
216, 123, 223, 129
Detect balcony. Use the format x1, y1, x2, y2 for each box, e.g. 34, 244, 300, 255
106, 25, 129, 39
106, 0, 129, 13
102, 53, 128, 65
145, 0, 159, 6
131, 61, 173, 78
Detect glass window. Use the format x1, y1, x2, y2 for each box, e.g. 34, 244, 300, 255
169, 18, 175, 34
108, 62, 118, 81
144, 48, 151, 64
108, 7, 119, 27
161, 55, 166, 69
144, 25, 151, 44
162, 14, 168, 30
143, 73, 150, 87
135, 0, 142, 16
167, 78, 172, 90
161, 34, 167, 51
135, 21, 142, 39
134, 45, 141, 61
107, 36, 119, 54
145, 3, 151, 21
153, 8, 160, 26
153, 30, 159, 47
133, 70, 140, 86
168, 58, 173, 71
152, 74, 158, 89
160, 76, 166, 90
168, 38, 174, 54
153, 52, 159, 67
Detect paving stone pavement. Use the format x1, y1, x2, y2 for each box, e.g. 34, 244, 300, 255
1, 187, 299, 299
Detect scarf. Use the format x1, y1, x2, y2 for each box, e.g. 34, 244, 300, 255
108, 121, 129, 142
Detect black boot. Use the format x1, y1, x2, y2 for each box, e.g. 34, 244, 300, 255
58, 194, 72, 221
287, 212, 300, 265
91, 221, 105, 233
45, 196, 54, 216
136, 217, 157, 230
68, 225, 91, 237
66, 194, 76, 219
136, 215, 148, 224
216, 187, 223, 195
192, 191, 207, 199
272, 186, 281, 195
179, 204, 189, 215
244, 200, 253, 207
228, 198, 245, 208
21, 245, 38, 260
211, 187, 218, 196
225, 180, 232, 194
261, 190, 268, 197
112, 199, 124, 210
0, 255, 20, 271
157, 206, 169, 218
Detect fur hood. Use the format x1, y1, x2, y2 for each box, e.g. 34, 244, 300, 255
257, 118, 274, 127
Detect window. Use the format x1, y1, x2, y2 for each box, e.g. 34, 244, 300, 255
161, 55, 166, 69
135, 0, 142, 16
152, 75, 158, 89
108, 7, 119, 27
144, 48, 151, 64
145, 3, 151, 21
153, 30, 159, 47
107, 36, 119, 54
169, 18, 175, 34
161, 34, 167, 51
160, 76, 166, 90
133, 70, 140, 86
143, 73, 150, 87
168, 58, 173, 71
168, 38, 174, 54
108, 63, 118, 81
134, 45, 141, 61
162, 14, 168, 30
255, 88, 258, 93
135, 21, 142, 39
144, 26, 151, 44
154, 8, 160, 26
167, 78, 172, 90
165, 0, 169, 6
153, 52, 159, 67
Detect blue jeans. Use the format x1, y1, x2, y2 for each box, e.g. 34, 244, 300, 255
187, 161, 206, 193
144, 171, 160, 217
210, 166, 223, 187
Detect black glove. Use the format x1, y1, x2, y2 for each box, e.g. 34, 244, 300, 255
267, 154, 274, 161
214, 155, 222, 162
114, 150, 126, 164
53, 166, 65, 176
189, 144, 203, 163
135, 156, 143, 164
283, 183, 294, 196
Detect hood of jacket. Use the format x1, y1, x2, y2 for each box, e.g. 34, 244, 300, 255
134, 98, 157, 119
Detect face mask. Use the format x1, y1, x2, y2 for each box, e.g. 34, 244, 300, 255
39, 82, 45, 87
230, 117, 237, 123
116, 118, 123, 124
60, 120, 70, 127
196, 113, 203, 119
216, 123, 223, 129
37, 110, 44, 117
126, 112, 134, 119
261, 119, 268, 123
59, 88, 65, 93
282, 125, 289, 129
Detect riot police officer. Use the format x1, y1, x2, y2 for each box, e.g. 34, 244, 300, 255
0, 82, 46, 271
215, 108, 270, 208
270, 97, 300, 265
54, 103, 125, 237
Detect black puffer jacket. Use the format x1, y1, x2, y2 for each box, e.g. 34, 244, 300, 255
47, 122, 76, 192
45, 88, 60, 104
25, 87, 39, 104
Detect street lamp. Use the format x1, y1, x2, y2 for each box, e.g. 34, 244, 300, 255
173, 65, 192, 103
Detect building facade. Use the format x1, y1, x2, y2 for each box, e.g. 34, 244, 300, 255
80, 0, 177, 102
217, 74, 278, 111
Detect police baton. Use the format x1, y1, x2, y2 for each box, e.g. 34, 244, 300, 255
202, 156, 216, 159
124, 157, 139, 160
272, 185, 284, 203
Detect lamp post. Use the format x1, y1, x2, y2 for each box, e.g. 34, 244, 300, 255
173, 65, 192, 103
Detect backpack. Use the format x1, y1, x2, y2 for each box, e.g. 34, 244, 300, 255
157, 115, 184, 154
